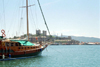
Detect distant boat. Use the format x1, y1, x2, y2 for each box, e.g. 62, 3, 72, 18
50, 43, 59, 45
87, 42, 95, 45
0, 0, 50, 60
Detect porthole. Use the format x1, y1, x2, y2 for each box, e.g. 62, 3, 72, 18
11, 43, 14, 46
15, 43, 19, 46
18, 47, 20, 49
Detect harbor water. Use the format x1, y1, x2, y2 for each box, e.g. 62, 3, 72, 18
0, 45, 100, 67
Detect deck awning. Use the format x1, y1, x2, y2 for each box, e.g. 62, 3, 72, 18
11, 40, 34, 46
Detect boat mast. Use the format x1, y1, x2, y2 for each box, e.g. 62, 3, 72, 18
26, 0, 29, 41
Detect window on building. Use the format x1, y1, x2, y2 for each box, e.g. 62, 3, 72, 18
25, 47, 26, 49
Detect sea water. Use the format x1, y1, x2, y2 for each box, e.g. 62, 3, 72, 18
0, 45, 100, 67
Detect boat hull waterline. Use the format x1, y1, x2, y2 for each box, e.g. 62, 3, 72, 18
0, 45, 47, 61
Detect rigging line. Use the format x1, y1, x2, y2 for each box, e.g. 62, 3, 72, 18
29, 5, 37, 29
17, 0, 23, 36
0, 0, 9, 29
18, 0, 21, 35
0, 0, 9, 21
49, 46, 64, 57
34, 0, 39, 29
37, 0, 51, 36
7, 0, 20, 37
2, 0, 6, 30
19, 18, 22, 35
29, 0, 38, 32
46, 46, 66, 59
19, 0, 24, 35
11, 0, 20, 37
29, 0, 38, 30
4, 0, 10, 10
20, 0, 24, 18
0, 14, 1, 30
0, 2, 3, 24
29, 0, 35, 26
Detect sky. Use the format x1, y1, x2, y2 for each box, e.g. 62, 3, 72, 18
0, 0, 100, 38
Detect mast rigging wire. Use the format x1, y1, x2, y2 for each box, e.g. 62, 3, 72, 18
7, 0, 20, 38
19, 0, 24, 35
2, 0, 6, 30
29, 8, 37, 31
0, 0, 9, 31
37, 0, 51, 36
34, 0, 39, 29
29, 0, 37, 30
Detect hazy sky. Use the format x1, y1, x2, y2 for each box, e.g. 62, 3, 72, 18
0, 0, 99, 38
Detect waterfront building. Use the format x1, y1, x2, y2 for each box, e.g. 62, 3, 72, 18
54, 36, 80, 45
43, 30, 47, 36
17, 30, 80, 45
36, 29, 41, 36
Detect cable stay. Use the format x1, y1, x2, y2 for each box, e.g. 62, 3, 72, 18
37, 0, 51, 36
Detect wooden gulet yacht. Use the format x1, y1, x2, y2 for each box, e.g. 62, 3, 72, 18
0, 0, 50, 60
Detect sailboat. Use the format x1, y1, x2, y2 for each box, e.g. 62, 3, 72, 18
0, 0, 50, 60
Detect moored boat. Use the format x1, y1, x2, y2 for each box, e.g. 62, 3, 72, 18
0, 0, 51, 60
0, 36, 48, 59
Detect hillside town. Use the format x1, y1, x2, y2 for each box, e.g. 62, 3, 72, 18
12, 30, 100, 45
